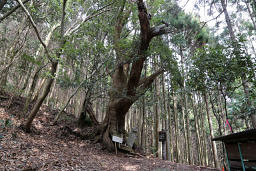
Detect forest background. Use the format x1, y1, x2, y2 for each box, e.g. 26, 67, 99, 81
0, 0, 256, 169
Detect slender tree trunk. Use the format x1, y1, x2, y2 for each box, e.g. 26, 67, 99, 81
220, 0, 235, 40
204, 93, 219, 168
173, 92, 180, 163
1, 17, 26, 88
162, 73, 171, 160
22, 0, 67, 131
191, 93, 200, 165
21, 65, 32, 94
24, 67, 40, 112
95, 98, 99, 121
198, 94, 207, 166
166, 98, 172, 161
180, 47, 191, 164
151, 105, 154, 154
196, 107, 202, 166
242, 77, 256, 127
184, 93, 191, 164
201, 96, 209, 166
154, 59, 161, 158
181, 106, 187, 163
197, 95, 203, 165
209, 92, 222, 136
221, 0, 256, 128
24, 23, 60, 113
245, 1, 256, 30
154, 77, 160, 155
24, 62, 58, 131
32, 78, 45, 102
140, 64, 147, 151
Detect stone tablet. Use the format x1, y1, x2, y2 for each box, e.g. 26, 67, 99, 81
127, 127, 138, 148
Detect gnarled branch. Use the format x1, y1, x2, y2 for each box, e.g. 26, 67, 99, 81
132, 69, 165, 102
138, 69, 165, 89
65, 2, 114, 36
127, 0, 152, 96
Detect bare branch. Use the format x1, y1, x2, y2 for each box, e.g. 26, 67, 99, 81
65, 3, 114, 36
0, 0, 30, 22
182, 0, 190, 9
16, 0, 53, 63
61, 0, 67, 39
201, 10, 224, 25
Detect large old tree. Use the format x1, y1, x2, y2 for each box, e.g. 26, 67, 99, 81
100, 0, 174, 150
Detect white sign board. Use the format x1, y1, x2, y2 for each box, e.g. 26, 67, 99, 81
112, 135, 123, 143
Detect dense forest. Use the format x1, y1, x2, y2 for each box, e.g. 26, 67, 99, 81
0, 0, 255, 170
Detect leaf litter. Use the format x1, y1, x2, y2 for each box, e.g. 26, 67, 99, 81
0, 91, 219, 171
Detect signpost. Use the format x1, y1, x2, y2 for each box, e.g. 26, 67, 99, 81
159, 129, 166, 160
159, 130, 166, 142
112, 135, 123, 154
112, 135, 123, 144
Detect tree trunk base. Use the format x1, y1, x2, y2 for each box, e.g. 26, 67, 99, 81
102, 125, 115, 151
20, 124, 32, 133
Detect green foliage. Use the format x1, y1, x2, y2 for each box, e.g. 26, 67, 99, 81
21, 53, 41, 65
44, 0, 63, 23
188, 37, 255, 93
228, 84, 256, 119
3, 83, 23, 95
0, 118, 12, 129
42, 70, 55, 79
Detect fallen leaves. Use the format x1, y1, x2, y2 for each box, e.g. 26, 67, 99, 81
0, 92, 219, 171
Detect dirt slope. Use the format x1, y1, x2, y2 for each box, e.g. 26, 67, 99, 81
0, 91, 220, 171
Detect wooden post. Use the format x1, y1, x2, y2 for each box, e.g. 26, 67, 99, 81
112, 135, 123, 155
237, 143, 245, 171
115, 142, 117, 155
159, 129, 167, 160
224, 143, 231, 171
162, 140, 166, 160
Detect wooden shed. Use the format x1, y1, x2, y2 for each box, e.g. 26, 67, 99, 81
212, 129, 256, 171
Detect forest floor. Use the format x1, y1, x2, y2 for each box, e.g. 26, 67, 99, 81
0, 90, 220, 171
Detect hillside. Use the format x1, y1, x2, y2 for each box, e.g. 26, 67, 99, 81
0, 91, 219, 171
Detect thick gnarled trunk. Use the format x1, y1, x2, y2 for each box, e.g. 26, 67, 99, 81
100, 0, 169, 151
102, 96, 132, 150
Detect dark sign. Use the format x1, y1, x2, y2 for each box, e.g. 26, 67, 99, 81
159, 130, 166, 142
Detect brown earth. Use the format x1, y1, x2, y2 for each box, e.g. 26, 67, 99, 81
0, 91, 220, 171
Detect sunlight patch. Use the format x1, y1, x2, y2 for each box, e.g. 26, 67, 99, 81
122, 164, 140, 171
